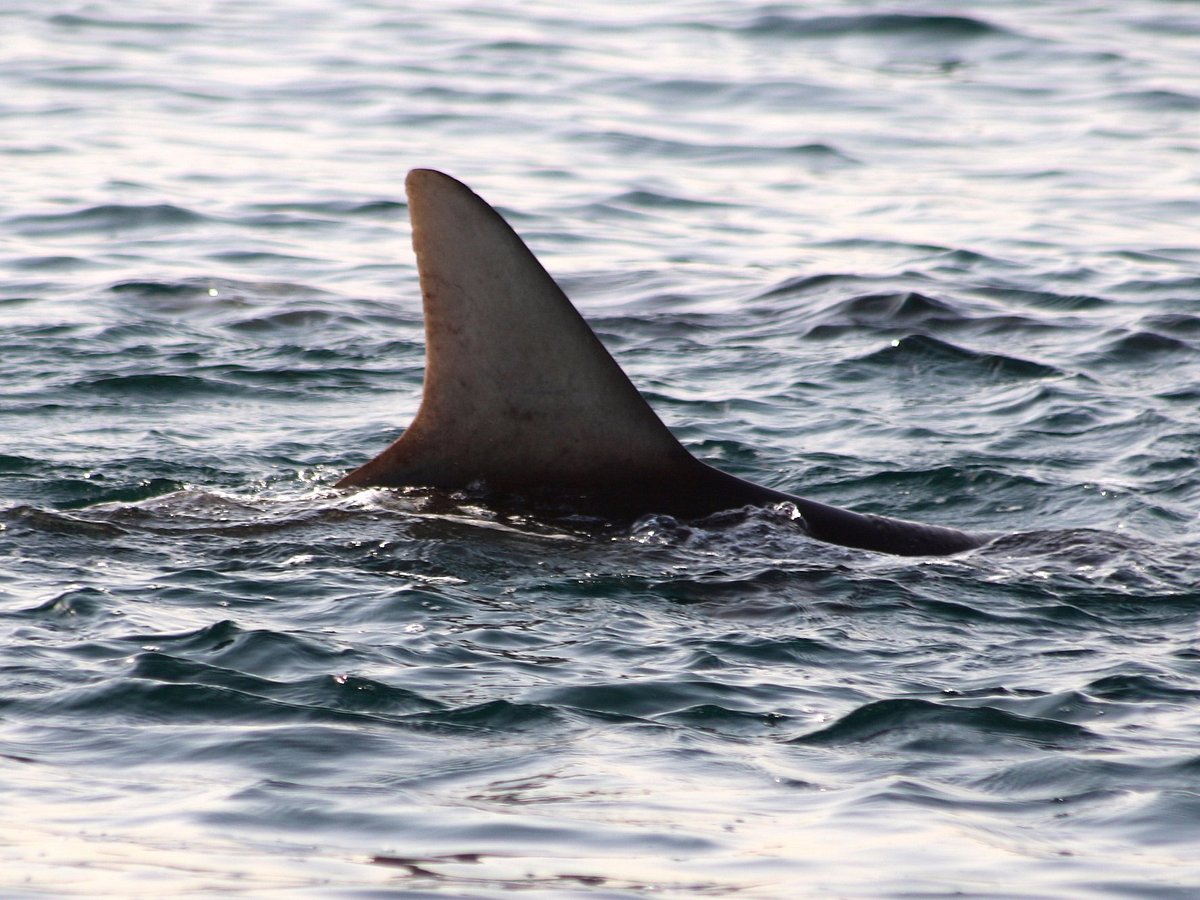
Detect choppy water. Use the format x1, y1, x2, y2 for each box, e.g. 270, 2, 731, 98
3, 1, 1200, 895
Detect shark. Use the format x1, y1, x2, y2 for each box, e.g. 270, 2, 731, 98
337, 169, 989, 556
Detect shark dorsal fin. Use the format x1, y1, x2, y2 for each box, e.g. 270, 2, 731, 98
338, 169, 692, 495
337, 169, 990, 554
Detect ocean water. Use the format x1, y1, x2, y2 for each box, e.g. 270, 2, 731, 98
3, 0, 1200, 895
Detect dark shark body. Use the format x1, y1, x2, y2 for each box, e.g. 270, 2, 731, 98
338, 169, 988, 556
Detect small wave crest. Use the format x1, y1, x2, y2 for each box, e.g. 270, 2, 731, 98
791, 697, 1096, 750
9, 204, 207, 236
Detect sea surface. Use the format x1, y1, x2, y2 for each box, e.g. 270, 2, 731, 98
3, 1, 1200, 896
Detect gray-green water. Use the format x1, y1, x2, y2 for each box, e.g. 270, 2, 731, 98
3, 2, 1200, 895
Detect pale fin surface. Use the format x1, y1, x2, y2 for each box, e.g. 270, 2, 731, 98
338, 169, 690, 493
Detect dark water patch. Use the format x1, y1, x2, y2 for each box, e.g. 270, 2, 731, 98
8, 255, 101, 272
592, 310, 722, 344
983, 526, 1190, 574
410, 85, 535, 106
130, 651, 288, 696
807, 292, 966, 334
830, 464, 1028, 504
18, 586, 113, 620
77, 373, 221, 397
39, 677, 393, 728
225, 308, 345, 333
109, 279, 216, 299
108, 277, 333, 303
598, 76, 733, 104
575, 200, 655, 222
49, 12, 201, 31
945, 312, 1070, 348
1128, 12, 1200, 35
757, 272, 860, 299
2, 505, 129, 538
535, 678, 766, 720
1018, 601, 1111, 630
686, 635, 851, 670
741, 12, 1014, 41
8, 204, 208, 236
206, 250, 314, 265
119, 620, 358, 677
240, 344, 351, 368
131, 652, 442, 715
979, 688, 1112, 726
256, 78, 395, 105
1105, 89, 1200, 112
792, 698, 1096, 751
89, 321, 183, 347
1086, 673, 1200, 704
1152, 381, 1200, 400
993, 402, 1120, 441
644, 565, 826, 606
1083, 330, 1195, 366
0, 454, 40, 475
380, 633, 560, 679
236, 212, 343, 230
146, 569, 359, 613
573, 130, 859, 166
127, 618, 243, 654
609, 190, 736, 211
0, 295, 40, 309
597, 71, 859, 110
474, 37, 573, 55
973, 756, 1200, 815
902, 595, 1020, 628
916, 248, 1027, 275
1136, 313, 1200, 338
814, 237, 949, 255
720, 79, 859, 108
11, 460, 238, 517
246, 199, 406, 217
0, 143, 70, 156
106, 278, 344, 325
1111, 275, 1200, 297
1111, 247, 1200, 267
63, 359, 373, 402
659, 703, 790, 734
842, 334, 1065, 381
837, 290, 961, 322
972, 285, 1110, 312
748, 274, 964, 324
414, 699, 567, 733
180, 723, 401, 780
26, 72, 230, 104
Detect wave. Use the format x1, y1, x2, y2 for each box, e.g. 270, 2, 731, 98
845, 334, 1066, 381
739, 13, 1014, 41
47, 12, 200, 31
791, 697, 1096, 750
8, 204, 208, 236
570, 130, 859, 166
